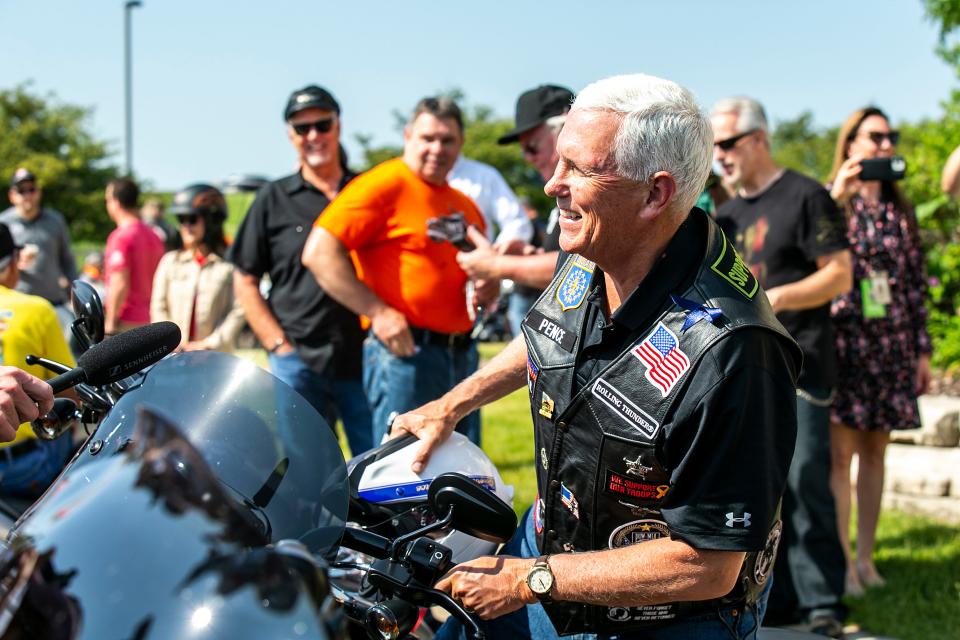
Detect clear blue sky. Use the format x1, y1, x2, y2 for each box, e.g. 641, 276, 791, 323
2, 0, 954, 190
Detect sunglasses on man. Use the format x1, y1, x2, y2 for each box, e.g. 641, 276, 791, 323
290, 117, 336, 136
14, 185, 37, 196
714, 129, 759, 152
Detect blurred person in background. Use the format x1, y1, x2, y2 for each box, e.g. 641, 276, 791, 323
228, 85, 373, 456
1, 168, 78, 339
0, 222, 76, 499
142, 197, 182, 252
151, 184, 245, 352
712, 96, 852, 637
103, 177, 165, 335
826, 107, 931, 596
303, 96, 488, 446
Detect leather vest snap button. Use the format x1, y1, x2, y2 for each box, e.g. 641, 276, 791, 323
557, 421, 568, 431
550, 479, 560, 490
547, 529, 558, 540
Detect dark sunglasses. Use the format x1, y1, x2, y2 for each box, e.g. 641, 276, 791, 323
522, 142, 540, 156
14, 185, 37, 195
290, 117, 336, 136
177, 214, 202, 226
714, 129, 759, 151
862, 130, 900, 146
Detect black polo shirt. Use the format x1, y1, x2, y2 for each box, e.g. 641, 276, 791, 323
228, 171, 364, 379
557, 210, 798, 549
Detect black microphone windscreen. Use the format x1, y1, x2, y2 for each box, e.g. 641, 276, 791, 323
78, 322, 182, 386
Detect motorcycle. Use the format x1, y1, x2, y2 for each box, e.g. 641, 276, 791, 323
0, 283, 517, 640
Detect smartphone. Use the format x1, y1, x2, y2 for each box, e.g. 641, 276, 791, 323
859, 156, 907, 182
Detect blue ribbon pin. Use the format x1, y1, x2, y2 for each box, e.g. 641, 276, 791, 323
671, 295, 722, 333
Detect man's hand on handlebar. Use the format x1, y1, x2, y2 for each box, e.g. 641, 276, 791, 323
389, 398, 460, 474
0, 366, 54, 442
435, 555, 536, 620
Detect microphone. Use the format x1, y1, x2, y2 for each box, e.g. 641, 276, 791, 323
48, 322, 181, 393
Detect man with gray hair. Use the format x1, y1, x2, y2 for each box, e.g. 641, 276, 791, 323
712, 97, 852, 637
392, 74, 802, 639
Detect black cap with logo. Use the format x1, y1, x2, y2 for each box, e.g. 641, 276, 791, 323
497, 84, 575, 145
9, 168, 37, 188
284, 85, 341, 121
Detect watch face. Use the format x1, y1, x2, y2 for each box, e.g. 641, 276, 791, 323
529, 566, 554, 594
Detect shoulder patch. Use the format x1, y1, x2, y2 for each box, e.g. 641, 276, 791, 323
556, 255, 595, 311
710, 231, 758, 300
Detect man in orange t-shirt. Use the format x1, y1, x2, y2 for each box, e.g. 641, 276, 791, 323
303, 97, 487, 445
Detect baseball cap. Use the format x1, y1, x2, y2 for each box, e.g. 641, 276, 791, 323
284, 85, 341, 121
497, 84, 574, 145
0, 223, 23, 268
9, 168, 37, 188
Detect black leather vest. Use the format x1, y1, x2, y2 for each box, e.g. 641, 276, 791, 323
521, 213, 799, 635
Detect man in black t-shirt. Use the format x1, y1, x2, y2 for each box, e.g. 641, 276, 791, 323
228, 85, 372, 455
712, 96, 853, 637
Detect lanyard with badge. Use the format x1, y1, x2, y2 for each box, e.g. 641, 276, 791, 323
861, 269, 891, 319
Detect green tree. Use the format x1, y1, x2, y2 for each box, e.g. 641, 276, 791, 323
770, 111, 838, 182
0, 83, 120, 241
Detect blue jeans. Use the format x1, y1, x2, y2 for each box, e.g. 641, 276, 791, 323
767, 387, 846, 624
363, 335, 480, 446
0, 436, 76, 499
268, 349, 374, 456
436, 507, 769, 640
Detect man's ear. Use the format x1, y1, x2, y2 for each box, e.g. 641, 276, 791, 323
644, 171, 677, 214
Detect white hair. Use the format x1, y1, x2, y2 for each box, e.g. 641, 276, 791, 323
710, 96, 769, 134
572, 74, 712, 213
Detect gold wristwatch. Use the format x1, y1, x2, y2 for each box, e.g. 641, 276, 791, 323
526, 555, 555, 603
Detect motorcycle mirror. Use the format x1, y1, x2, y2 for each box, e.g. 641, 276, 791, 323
70, 280, 105, 351
427, 472, 517, 544
31, 397, 81, 440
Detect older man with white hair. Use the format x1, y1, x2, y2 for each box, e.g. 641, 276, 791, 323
392, 74, 802, 640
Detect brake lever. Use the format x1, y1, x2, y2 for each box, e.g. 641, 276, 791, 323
418, 585, 485, 639
25, 354, 70, 375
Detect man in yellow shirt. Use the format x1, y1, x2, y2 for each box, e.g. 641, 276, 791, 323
0, 222, 76, 498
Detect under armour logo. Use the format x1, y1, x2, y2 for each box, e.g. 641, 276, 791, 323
725, 512, 751, 528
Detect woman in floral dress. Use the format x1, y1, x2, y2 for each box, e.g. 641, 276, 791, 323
827, 107, 932, 596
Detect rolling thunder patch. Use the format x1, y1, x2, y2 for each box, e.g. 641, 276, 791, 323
591, 378, 660, 439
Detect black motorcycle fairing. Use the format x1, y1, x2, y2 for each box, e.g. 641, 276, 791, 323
0, 351, 345, 639
31, 350, 349, 553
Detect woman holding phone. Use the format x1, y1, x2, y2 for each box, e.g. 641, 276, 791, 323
827, 107, 932, 596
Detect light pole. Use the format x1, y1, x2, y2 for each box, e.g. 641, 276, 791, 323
124, 0, 142, 177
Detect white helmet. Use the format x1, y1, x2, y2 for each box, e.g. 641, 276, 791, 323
348, 433, 514, 563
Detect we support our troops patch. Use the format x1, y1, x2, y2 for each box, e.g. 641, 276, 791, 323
710, 231, 758, 300
556, 255, 595, 311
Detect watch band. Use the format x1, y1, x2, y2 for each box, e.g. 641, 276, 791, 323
268, 337, 286, 353
528, 554, 554, 603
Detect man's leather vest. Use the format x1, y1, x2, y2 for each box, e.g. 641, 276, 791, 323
520, 212, 800, 635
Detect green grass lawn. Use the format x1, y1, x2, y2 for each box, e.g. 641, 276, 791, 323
239, 343, 960, 638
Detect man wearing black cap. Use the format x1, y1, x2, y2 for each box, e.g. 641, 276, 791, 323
0, 222, 77, 497
455, 85, 574, 334
0, 168, 78, 324
227, 85, 373, 455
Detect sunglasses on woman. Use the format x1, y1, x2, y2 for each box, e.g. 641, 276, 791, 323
291, 117, 336, 136
861, 131, 900, 146
177, 214, 202, 226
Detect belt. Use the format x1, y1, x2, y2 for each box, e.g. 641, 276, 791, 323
0, 439, 41, 463
409, 327, 473, 350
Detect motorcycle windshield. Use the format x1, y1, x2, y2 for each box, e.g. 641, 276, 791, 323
67, 350, 348, 555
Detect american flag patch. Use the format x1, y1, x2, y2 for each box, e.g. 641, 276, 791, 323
560, 482, 579, 519
632, 323, 690, 397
